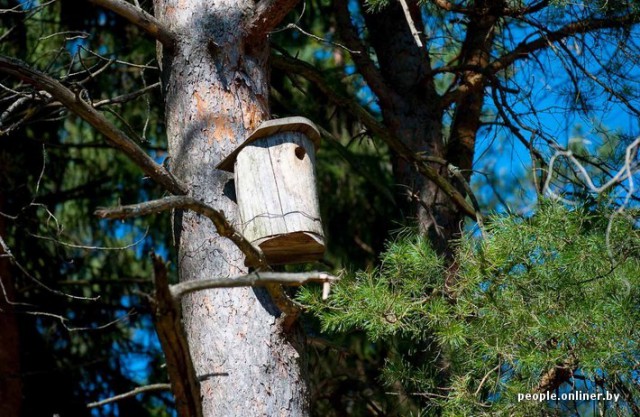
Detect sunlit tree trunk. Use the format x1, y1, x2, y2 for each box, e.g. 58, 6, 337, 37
152, 1, 308, 415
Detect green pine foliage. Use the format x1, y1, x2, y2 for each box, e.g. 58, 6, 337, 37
299, 201, 640, 415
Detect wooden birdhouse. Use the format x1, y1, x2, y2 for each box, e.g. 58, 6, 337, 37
217, 117, 325, 265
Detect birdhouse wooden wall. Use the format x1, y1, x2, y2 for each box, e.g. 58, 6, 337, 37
217, 117, 325, 265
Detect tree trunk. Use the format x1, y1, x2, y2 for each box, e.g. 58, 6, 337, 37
361, 1, 463, 256
153, 1, 308, 416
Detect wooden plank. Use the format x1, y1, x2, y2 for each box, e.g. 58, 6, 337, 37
268, 133, 323, 237
235, 138, 287, 241
234, 132, 325, 264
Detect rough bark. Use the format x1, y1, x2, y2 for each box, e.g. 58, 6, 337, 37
152, 1, 308, 416
357, 0, 460, 255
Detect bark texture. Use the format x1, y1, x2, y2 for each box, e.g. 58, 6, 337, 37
153, 1, 308, 416
359, 0, 459, 254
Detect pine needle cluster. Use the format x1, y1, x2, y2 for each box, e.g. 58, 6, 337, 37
299, 201, 640, 415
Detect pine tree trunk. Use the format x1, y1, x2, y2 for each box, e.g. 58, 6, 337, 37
152, 1, 308, 416
361, 1, 464, 256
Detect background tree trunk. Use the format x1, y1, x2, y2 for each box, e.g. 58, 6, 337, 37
359, 1, 462, 255
0, 194, 22, 417
153, 1, 308, 416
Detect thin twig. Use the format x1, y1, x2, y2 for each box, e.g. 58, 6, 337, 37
0, 234, 99, 301
448, 164, 486, 238
284, 23, 361, 54
87, 383, 172, 408
95, 196, 267, 268
24, 308, 133, 332
474, 364, 500, 396
245, 0, 301, 41
0, 55, 187, 195
29, 228, 149, 251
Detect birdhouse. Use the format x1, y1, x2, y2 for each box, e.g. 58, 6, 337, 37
217, 117, 325, 265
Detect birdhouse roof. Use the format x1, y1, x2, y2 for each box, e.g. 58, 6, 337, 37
216, 117, 321, 172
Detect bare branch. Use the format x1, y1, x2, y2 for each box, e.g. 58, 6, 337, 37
30, 228, 148, 251
88, 0, 176, 48
0, 234, 99, 301
95, 197, 304, 321
0, 55, 188, 195
23, 308, 133, 332
87, 383, 172, 409
170, 271, 338, 300
398, 0, 424, 48
544, 137, 640, 197
448, 164, 486, 238
272, 53, 478, 219
246, 0, 301, 41
491, 13, 640, 74
282, 23, 360, 54
94, 82, 161, 108
95, 196, 267, 268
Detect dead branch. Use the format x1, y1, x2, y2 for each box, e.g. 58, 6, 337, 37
0, 55, 188, 195
151, 254, 203, 417
0, 234, 98, 301
246, 0, 301, 41
93, 82, 161, 108
95, 196, 306, 322
491, 12, 640, 74
282, 23, 360, 54
398, 0, 423, 48
87, 383, 171, 408
447, 164, 486, 238
89, 0, 176, 48
95, 196, 267, 268
170, 271, 338, 300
